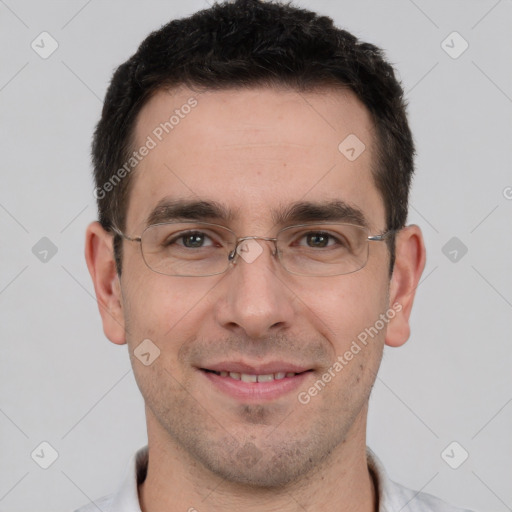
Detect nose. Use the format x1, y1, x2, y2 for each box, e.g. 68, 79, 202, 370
214, 238, 295, 339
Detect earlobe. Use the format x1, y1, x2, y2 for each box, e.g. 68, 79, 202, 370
385, 225, 426, 348
85, 221, 126, 345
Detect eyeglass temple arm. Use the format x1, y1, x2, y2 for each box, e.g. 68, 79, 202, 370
109, 225, 142, 243
368, 229, 397, 242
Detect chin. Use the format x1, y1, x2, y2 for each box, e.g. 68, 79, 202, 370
187, 433, 336, 490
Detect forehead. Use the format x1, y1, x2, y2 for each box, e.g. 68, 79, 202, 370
126, 85, 384, 231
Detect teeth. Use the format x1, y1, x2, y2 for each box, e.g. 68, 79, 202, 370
256, 374, 274, 383
215, 371, 298, 381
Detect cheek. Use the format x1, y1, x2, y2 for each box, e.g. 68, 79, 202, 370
289, 268, 389, 351
121, 270, 215, 348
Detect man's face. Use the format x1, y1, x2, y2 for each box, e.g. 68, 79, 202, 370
118, 86, 392, 486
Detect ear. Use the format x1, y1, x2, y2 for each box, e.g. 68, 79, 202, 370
385, 224, 426, 348
85, 221, 126, 345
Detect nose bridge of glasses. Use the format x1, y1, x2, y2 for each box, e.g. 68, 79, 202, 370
229, 235, 279, 262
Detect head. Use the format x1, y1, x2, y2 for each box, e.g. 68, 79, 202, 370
86, 0, 425, 490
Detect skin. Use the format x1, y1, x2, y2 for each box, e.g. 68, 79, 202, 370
86, 85, 425, 512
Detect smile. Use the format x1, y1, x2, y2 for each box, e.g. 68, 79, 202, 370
204, 369, 305, 382
199, 366, 313, 402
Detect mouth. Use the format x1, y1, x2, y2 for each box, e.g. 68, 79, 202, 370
198, 364, 314, 402
202, 368, 309, 382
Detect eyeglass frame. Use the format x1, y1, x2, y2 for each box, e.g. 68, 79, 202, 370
110, 220, 397, 277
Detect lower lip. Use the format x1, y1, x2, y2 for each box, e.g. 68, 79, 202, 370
201, 370, 312, 402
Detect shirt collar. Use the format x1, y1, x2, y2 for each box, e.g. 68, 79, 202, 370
108, 445, 147, 512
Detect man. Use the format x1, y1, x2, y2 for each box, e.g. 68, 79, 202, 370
80, 1, 474, 510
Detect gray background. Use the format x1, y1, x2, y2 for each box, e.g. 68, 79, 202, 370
1, 1, 511, 511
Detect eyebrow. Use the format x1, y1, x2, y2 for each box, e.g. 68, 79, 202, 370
272, 200, 368, 227
145, 198, 368, 228
146, 199, 236, 226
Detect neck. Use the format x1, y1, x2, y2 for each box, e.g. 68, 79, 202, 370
139, 413, 377, 512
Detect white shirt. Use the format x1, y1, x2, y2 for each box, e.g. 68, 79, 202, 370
74, 445, 475, 512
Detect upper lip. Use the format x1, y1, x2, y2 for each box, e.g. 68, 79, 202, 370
200, 361, 312, 374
